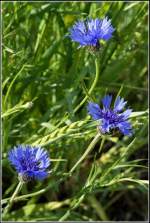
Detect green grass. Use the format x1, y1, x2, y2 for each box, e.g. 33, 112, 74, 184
2, 1, 148, 221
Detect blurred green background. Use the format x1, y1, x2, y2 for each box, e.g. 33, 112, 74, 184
2, 2, 148, 221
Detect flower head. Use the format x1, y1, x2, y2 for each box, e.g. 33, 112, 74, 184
69, 17, 115, 50
8, 145, 50, 182
87, 95, 133, 136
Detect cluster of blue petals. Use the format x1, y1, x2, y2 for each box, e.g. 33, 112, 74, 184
87, 95, 133, 136
69, 17, 115, 47
8, 145, 50, 181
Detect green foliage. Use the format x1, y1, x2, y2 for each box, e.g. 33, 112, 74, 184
2, 1, 148, 221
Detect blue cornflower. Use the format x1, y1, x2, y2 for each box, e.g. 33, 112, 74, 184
69, 17, 115, 49
87, 95, 133, 136
8, 145, 50, 182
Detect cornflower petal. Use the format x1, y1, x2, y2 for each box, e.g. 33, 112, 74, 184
114, 96, 127, 112
87, 95, 133, 136
100, 119, 110, 133
87, 102, 102, 120
100, 17, 115, 40
121, 109, 132, 119
117, 121, 133, 136
68, 17, 115, 48
8, 145, 50, 182
102, 95, 112, 109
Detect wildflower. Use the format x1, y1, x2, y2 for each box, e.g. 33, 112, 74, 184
8, 145, 50, 182
69, 17, 115, 50
87, 95, 133, 136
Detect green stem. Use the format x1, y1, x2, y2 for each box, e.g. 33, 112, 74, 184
99, 136, 105, 153
4, 65, 26, 109
69, 132, 101, 174
59, 194, 85, 221
2, 173, 70, 205
88, 195, 109, 221
59, 210, 71, 222
100, 138, 136, 182
59, 137, 106, 221
73, 57, 100, 114
3, 181, 23, 217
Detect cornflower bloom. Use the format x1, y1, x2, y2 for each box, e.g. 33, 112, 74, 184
87, 95, 133, 136
69, 17, 115, 50
8, 145, 50, 182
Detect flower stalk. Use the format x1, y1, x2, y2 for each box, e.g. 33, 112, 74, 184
69, 132, 101, 174
60, 136, 106, 221
3, 181, 23, 216
74, 57, 100, 114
